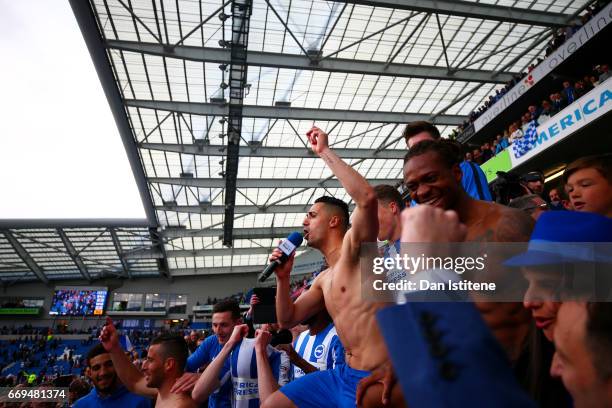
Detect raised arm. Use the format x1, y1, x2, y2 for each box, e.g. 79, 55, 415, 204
254, 329, 278, 405
99, 319, 156, 399
191, 324, 247, 403
306, 126, 378, 259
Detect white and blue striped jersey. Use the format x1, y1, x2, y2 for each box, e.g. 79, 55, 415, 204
229, 338, 290, 408
293, 323, 345, 379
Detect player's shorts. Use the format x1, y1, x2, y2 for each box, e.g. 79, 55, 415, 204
280, 363, 370, 408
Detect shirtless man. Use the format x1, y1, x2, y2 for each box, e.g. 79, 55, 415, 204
403, 139, 535, 361
260, 126, 405, 408
99, 319, 196, 408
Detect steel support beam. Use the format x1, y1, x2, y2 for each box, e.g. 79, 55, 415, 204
149, 228, 171, 279
223, 0, 253, 246
69, 0, 157, 226
57, 228, 93, 282
106, 40, 514, 84
126, 99, 465, 125
127, 246, 306, 259
330, 0, 570, 26
109, 228, 132, 279
2, 231, 49, 284
150, 177, 397, 189
0, 219, 150, 229
171, 266, 261, 276
157, 203, 355, 216
163, 226, 301, 239
140, 142, 406, 159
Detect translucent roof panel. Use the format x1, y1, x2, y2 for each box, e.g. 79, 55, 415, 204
1, 0, 590, 281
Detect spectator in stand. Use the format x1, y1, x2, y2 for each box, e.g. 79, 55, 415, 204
185, 331, 200, 354
508, 194, 549, 221
599, 64, 611, 82
521, 171, 545, 196
539, 100, 554, 123
521, 114, 531, 132
563, 154, 612, 217
73, 344, 151, 408
528, 104, 541, 121
551, 93, 564, 113
495, 134, 509, 153
548, 187, 566, 211
481, 142, 493, 162
509, 123, 524, 144
575, 81, 587, 99
492, 140, 499, 156
582, 74, 595, 93
465, 152, 473, 162
402, 121, 493, 201
473, 148, 484, 165
562, 81, 576, 104
589, 75, 600, 87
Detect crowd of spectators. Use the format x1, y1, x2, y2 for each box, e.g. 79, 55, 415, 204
450, 0, 610, 139
464, 63, 610, 165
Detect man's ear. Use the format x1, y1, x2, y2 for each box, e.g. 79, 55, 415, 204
452, 164, 463, 183
389, 201, 399, 215
164, 357, 176, 372
85, 367, 91, 380
328, 215, 340, 228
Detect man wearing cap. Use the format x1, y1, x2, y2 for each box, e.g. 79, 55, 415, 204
521, 171, 545, 196
506, 211, 612, 408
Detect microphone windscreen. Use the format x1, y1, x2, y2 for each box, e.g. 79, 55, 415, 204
287, 232, 303, 247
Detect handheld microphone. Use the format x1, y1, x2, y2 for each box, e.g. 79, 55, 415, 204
258, 232, 303, 282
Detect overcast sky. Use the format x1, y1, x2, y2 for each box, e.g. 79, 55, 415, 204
0, 0, 145, 219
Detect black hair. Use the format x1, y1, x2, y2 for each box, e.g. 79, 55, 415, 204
86, 343, 108, 366
150, 334, 189, 372
402, 121, 441, 143
403, 139, 462, 168
212, 298, 241, 319
314, 196, 350, 229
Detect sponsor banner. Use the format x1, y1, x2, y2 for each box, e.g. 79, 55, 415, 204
509, 78, 612, 167
0, 308, 40, 315
456, 123, 475, 143
480, 149, 511, 183
472, 2, 612, 133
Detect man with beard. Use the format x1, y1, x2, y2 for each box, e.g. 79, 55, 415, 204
99, 319, 196, 408
73, 343, 151, 407
258, 126, 420, 408
403, 139, 535, 369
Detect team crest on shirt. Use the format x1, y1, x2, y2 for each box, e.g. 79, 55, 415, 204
314, 344, 326, 359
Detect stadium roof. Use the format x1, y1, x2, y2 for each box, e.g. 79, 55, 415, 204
0, 0, 590, 283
